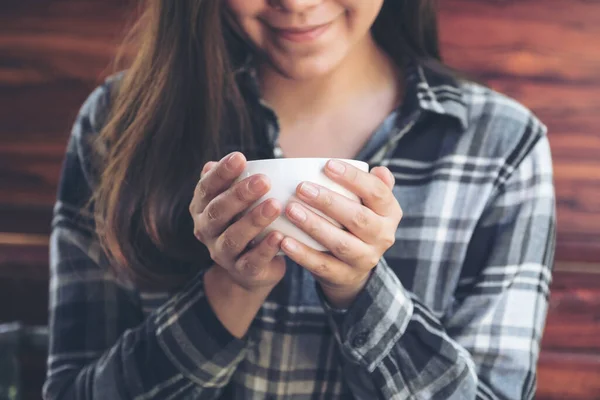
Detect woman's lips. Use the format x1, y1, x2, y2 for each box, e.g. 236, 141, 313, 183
271, 22, 332, 43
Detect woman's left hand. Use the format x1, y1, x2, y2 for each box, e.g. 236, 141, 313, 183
281, 160, 403, 309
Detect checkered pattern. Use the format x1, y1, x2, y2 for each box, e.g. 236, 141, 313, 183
44, 61, 555, 399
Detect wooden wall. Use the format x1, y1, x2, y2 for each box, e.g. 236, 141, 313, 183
439, 3, 600, 398
440, 0, 600, 264
1, 0, 599, 398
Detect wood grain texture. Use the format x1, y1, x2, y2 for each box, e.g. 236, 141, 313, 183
1, 0, 600, 263
438, 0, 600, 263
1, 1, 600, 398
542, 270, 600, 352
2, 241, 600, 399
537, 351, 600, 400
0, 0, 134, 228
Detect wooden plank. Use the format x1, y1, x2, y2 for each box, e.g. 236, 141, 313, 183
1, 0, 600, 262
0, 143, 66, 208
440, 0, 600, 28
0, 0, 132, 141
556, 242, 600, 266
438, 0, 600, 263
542, 270, 600, 353
2, 234, 599, 352
0, 240, 598, 398
0, 1, 134, 221
10, 332, 600, 400
1, 2, 598, 398
537, 351, 600, 400
439, 0, 600, 84
0, 84, 93, 143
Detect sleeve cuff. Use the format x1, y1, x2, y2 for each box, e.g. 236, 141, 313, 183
153, 270, 250, 387
320, 257, 413, 372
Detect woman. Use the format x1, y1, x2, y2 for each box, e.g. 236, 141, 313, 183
44, 0, 556, 399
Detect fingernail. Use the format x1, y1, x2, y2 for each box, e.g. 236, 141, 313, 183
299, 183, 319, 199
268, 232, 283, 247
262, 200, 279, 218
226, 153, 242, 170
282, 238, 298, 252
201, 163, 213, 176
288, 204, 307, 222
249, 176, 267, 193
327, 160, 345, 175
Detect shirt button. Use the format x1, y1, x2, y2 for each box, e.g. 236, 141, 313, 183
352, 331, 369, 348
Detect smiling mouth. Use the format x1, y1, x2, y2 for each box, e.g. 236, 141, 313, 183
270, 21, 333, 43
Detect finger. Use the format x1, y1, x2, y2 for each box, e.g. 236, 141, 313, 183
214, 198, 281, 260
201, 161, 218, 177
234, 231, 284, 280
371, 166, 395, 190
324, 160, 397, 216
280, 236, 352, 284
198, 174, 271, 241
193, 152, 246, 213
284, 202, 374, 268
295, 182, 382, 243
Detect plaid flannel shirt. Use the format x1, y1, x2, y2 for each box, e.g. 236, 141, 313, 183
44, 61, 556, 399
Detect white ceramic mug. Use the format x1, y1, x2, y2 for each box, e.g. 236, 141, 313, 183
236, 158, 369, 253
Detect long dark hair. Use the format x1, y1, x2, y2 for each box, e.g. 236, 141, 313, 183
94, 0, 443, 290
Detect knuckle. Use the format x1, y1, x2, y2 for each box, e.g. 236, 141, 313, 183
215, 165, 229, 180
313, 261, 329, 276
397, 205, 404, 221
252, 244, 268, 260
196, 180, 209, 199
233, 184, 250, 203
351, 209, 370, 230
381, 234, 395, 249
220, 232, 242, 253
334, 239, 352, 257
307, 223, 320, 238
321, 193, 334, 208
361, 253, 380, 269
371, 183, 388, 202
257, 243, 275, 259
347, 168, 359, 183
250, 207, 267, 228
244, 242, 271, 265
208, 248, 223, 265
235, 258, 262, 278
192, 215, 208, 241
205, 203, 221, 222
193, 227, 205, 243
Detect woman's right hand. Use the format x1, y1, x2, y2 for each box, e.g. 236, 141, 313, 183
189, 152, 286, 293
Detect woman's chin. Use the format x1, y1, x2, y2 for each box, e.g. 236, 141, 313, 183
269, 53, 345, 81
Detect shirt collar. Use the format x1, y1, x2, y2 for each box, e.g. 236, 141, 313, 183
404, 60, 469, 130
235, 56, 469, 131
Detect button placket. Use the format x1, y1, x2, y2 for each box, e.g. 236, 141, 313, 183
352, 331, 369, 348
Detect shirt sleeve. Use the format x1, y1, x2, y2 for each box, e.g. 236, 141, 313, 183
43, 84, 249, 400
320, 131, 556, 399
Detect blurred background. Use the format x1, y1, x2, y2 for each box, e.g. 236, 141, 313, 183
1, 0, 599, 399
